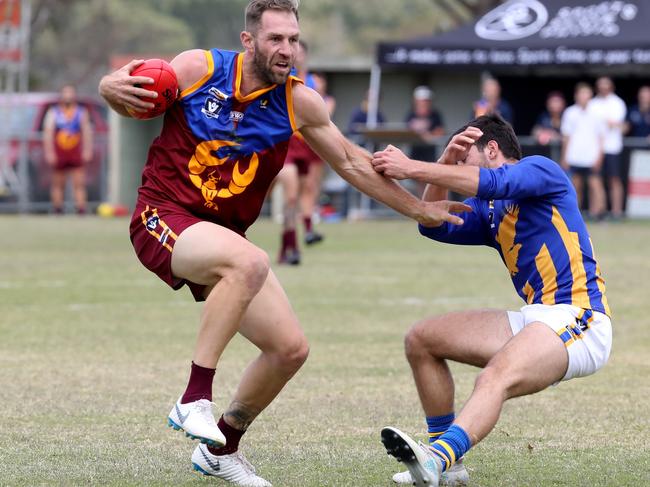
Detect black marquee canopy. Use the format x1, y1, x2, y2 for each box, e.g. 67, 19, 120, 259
377, 0, 650, 68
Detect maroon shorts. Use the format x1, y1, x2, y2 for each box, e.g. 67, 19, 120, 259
285, 136, 322, 176
130, 199, 207, 301
54, 158, 84, 171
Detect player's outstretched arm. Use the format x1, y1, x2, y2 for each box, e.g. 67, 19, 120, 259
292, 83, 470, 227
371, 128, 483, 196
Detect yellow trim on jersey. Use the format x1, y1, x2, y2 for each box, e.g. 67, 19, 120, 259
494, 206, 521, 277
551, 206, 592, 310
180, 50, 215, 99
234, 53, 277, 102
589, 238, 611, 316
535, 243, 558, 305
286, 75, 302, 133
522, 281, 535, 304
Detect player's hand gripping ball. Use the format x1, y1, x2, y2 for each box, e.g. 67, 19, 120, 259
127, 59, 178, 119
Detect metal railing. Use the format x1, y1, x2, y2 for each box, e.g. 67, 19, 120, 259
0, 131, 109, 213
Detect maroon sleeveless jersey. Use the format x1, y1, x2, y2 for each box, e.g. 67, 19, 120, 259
136, 49, 300, 235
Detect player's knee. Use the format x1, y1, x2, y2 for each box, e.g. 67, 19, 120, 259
404, 319, 444, 360
474, 366, 503, 397
275, 336, 310, 373
404, 323, 428, 360
232, 250, 270, 294
285, 194, 298, 208
475, 362, 519, 398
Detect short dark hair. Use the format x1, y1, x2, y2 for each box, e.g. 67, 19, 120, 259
453, 114, 522, 160
575, 82, 592, 93
245, 0, 299, 33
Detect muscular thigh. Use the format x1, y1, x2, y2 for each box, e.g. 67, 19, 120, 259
485, 322, 568, 398
237, 270, 304, 352
416, 309, 513, 368
171, 221, 265, 286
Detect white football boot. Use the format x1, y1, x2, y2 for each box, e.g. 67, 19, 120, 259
167, 396, 226, 446
192, 443, 272, 487
381, 426, 443, 487
392, 459, 469, 486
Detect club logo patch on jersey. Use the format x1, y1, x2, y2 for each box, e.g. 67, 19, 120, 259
259, 98, 269, 110
187, 139, 260, 210
146, 214, 160, 231
201, 87, 228, 119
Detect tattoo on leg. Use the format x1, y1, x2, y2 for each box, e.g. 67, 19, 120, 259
223, 401, 261, 431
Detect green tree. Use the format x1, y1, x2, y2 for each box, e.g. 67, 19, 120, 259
30, 0, 193, 91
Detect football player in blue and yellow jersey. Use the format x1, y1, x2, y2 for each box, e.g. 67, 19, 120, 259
372, 115, 612, 487
99, 1, 469, 485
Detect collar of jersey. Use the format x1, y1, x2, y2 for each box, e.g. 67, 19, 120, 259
234, 52, 277, 103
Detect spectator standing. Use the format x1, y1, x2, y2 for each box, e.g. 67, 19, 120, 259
561, 82, 606, 220
589, 77, 627, 219
347, 90, 385, 142
472, 77, 514, 125
405, 86, 444, 196
626, 85, 650, 140
532, 91, 566, 145
405, 86, 445, 163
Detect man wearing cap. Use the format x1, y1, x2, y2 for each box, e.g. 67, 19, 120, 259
405, 86, 445, 193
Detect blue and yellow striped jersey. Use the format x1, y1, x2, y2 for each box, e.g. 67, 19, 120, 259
419, 156, 610, 316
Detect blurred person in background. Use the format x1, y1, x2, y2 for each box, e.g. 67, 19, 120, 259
347, 89, 385, 142
406, 86, 445, 195
532, 91, 565, 145
275, 41, 331, 265
589, 77, 627, 220
43, 84, 93, 215
405, 86, 445, 154
625, 85, 650, 142
472, 76, 513, 125
561, 82, 606, 220
301, 72, 334, 242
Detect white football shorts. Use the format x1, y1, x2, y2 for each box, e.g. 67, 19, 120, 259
507, 303, 612, 381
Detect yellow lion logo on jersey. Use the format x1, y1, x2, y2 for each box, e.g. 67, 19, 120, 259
187, 140, 259, 210
55, 130, 81, 150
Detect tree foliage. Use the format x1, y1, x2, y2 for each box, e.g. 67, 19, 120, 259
28, 0, 495, 92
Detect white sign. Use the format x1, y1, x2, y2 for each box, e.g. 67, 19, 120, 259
475, 0, 549, 40
475, 0, 638, 41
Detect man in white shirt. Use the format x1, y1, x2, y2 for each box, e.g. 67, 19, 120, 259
589, 77, 627, 219
561, 82, 606, 219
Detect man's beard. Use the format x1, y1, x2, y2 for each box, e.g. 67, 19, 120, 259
252, 47, 290, 85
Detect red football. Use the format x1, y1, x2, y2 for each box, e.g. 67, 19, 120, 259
128, 59, 178, 120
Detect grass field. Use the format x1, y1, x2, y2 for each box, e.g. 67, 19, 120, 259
1, 215, 649, 486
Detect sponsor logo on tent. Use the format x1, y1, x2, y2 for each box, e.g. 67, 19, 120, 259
475, 0, 638, 41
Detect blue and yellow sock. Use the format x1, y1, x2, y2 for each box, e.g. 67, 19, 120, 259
429, 424, 472, 472
426, 413, 455, 445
